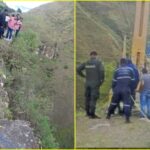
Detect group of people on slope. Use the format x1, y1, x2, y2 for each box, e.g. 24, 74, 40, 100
0, 9, 23, 41
77, 51, 150, 123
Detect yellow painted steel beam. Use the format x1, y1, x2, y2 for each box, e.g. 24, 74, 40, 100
131, 1, 149, 68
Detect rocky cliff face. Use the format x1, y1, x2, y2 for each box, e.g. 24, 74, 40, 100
0, 44, 39, 148
0, 120, 39, 148
0, 59, 9, 119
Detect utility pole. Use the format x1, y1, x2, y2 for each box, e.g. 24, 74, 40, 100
131, 1, 149, 68
122, 34, 127, 58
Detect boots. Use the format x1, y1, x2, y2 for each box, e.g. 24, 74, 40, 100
89, 114, 101, 119
106, 114, 111, 119
125, 117, 131, 123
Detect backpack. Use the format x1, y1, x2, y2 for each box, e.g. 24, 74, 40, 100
0, 13, 5, 26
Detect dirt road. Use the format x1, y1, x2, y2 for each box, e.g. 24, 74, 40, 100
77, 107, 150, 148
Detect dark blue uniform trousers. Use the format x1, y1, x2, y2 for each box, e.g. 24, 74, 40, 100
108, 86, 132, 119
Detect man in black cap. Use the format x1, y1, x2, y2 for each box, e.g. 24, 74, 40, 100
106, 58, 135, 123
77, 51, 105, 118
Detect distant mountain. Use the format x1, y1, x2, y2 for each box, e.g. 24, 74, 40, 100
15, 6, 29, 12
23, 2, 73, 46
0, 2, 15, 12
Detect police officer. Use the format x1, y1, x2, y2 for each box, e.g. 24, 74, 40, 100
106, 58, 135, 123
77, 51, 105, 119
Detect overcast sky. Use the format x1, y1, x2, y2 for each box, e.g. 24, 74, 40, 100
4, 1, 52, 12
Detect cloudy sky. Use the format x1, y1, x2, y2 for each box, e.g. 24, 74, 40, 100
3, 1, 53, 12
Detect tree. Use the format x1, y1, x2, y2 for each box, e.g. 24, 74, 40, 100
17, 8, 22, 13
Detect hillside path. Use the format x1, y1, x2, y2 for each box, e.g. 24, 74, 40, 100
77, 104, 150, 148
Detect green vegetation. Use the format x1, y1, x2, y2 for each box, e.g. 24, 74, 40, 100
0, 2, 74, 148
1, 30, 59, 148
22, 3, 74, 148
0, 2, 5, 11
76, 2, 136, 62
76, 2, 150, 148
100, 62, 116, 102
54, 126, 74, 148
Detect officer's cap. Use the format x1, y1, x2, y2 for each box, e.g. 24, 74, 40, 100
4, 8, 8, 12
120, 58, 127, 65
90, 51, 98, 56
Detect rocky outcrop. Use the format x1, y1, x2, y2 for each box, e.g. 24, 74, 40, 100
37, 42, 59, 59
0, 120, 39, 148
0, 59, 9, 119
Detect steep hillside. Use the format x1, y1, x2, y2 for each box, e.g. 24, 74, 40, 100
23, 2, 73, 46
23, 2, 74, 147
0, 2, 74, 148
76, 1, 150, 108
77, 2, 136, 62
76, 2, 150, 148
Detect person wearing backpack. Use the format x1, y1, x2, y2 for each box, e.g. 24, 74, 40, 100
77, 51, 105, 119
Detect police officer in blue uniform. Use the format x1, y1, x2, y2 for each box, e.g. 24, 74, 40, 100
106, 58, 135, 123
77, 51, 105, 119
126, 59, 139, 106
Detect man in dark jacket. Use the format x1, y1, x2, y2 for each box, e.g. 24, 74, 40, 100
77, 51, 105, 119
106, 58, 135, 123
0, 9, 8, 38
